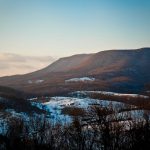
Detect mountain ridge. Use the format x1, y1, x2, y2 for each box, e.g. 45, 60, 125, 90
0, 47, 149, 95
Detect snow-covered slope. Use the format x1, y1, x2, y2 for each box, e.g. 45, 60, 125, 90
28, 79, 44, 84
71, 91, 149, 99
32, 97, 129, 124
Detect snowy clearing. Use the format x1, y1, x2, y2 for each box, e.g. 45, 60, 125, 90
32, 97, 128, 124
28, 80, 44, 84
65, 77, 95, 82
71, 91, 149, 99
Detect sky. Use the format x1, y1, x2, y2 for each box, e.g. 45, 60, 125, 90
0, 0, 150, 57
0, 53, 55, 76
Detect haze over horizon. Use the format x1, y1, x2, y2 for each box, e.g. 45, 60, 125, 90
0, 52, 55, 77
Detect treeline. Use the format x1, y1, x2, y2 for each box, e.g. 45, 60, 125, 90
0, 106, 150, 150
89, 93, 150, 110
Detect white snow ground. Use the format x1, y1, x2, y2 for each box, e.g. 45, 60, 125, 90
0, 91, 149, 134
28, 80, 44, 84
31, 97, 136, 124
65, 77, 95, 82
71, 91, 149, 99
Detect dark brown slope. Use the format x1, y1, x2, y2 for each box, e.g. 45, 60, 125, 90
0, 48, 149, 95
40, 54, 93, 73
0, 54, 92, 78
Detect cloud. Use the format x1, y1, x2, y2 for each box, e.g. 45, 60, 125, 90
0, 53, 55, 77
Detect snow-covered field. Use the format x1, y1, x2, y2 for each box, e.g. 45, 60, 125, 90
0, 91, 149, 133
30, 89, 150, 124
116, 109, 150, 120
28, 79, 44, 84
71, 91, 149, 99
65, 77, 95, 82
31, 96, 145, 124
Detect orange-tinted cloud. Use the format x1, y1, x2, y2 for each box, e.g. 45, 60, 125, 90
0, 53, 55, 77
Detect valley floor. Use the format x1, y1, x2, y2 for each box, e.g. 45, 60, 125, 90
0, 90, 150, 150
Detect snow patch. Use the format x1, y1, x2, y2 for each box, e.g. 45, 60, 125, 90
28, 79, 44, 84
28, 80, 33, 84
35, 80, 44, 84
65, 77, 95, 83
32, 96, 125, 124
71, 91, 149, 99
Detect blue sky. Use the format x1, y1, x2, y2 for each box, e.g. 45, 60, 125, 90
0, 0, 150, 57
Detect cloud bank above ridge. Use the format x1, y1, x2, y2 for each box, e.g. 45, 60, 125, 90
0, 53, 55, 77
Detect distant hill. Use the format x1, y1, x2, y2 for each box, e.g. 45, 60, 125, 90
0, 48, 149, 95
0, 86, 41, 113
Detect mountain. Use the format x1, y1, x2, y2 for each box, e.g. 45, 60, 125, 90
0, 86, 44, 113
0, 48, 149, 95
